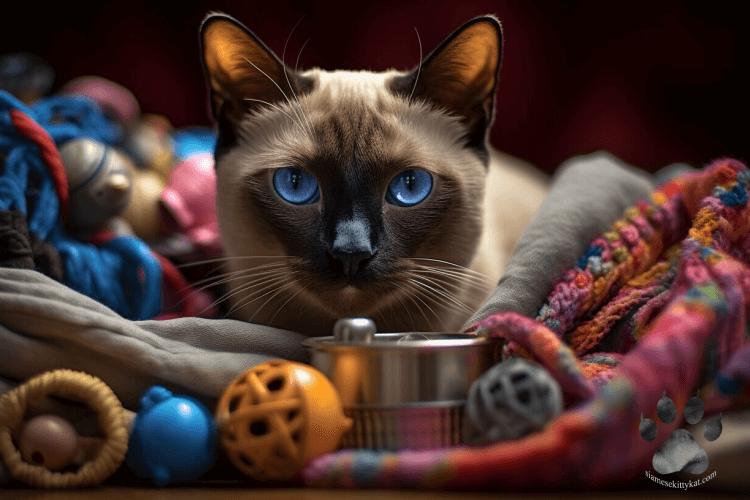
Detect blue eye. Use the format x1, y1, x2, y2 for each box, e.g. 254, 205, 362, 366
386, 169, 432, 207
273, 168, 320, 205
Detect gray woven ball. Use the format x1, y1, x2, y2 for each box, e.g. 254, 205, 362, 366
463, 357, 564, 445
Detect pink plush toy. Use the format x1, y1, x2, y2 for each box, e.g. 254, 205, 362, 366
61, 76, 140, 128
159, 153, 222, 259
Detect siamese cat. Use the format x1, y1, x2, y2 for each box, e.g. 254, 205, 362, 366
199, 13, 548, 336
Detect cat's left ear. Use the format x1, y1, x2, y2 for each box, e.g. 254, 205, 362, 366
391, 16, 503, 153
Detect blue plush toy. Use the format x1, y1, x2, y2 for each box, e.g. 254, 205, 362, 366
126, 386, 217, 486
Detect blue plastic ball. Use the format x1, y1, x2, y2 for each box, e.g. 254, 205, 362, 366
171, 127, 217, 162
126, 386, 217, 486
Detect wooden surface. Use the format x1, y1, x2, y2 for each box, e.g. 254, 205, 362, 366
1, 469, 747, 500
3, 411, 748, 499
1, 454, 747, 499
1, 488, 748, 500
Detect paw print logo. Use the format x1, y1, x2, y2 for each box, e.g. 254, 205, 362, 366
640, 390, 723, 475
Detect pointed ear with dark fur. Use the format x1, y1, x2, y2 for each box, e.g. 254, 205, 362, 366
390, 16, 503, 155
200, 13, 310, 125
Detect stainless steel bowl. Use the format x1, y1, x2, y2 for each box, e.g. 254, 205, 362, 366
302, 318, 503, 450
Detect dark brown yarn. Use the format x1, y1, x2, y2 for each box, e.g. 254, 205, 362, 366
0, 209, 63, 281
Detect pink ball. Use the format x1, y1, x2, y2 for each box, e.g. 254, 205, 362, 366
19, 415, 79, 471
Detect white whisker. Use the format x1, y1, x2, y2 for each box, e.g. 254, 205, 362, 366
387, 287, 416, 331
407, 279, 470, 317
376, 309, 388, 328
411, 257, 490, 280
243, 97, 309, 137
208, 269, 297, 316
408, 274, 474, 313
248, 279, 301, 322
195, 274, 284, 317
413, 264, 492, 290
410, 286, 444, 330
177, 265, 288, 311
409, 26, 423, 104
295, 38, 310, 75
393, 282, 436, 331
268, 280, 308, 326
396, 294, 416, 331
176, 255, 291, 269
187, 262, 289, 292
225, 275, 298, 318
243, 57, 311, 142
281, 18, 315, 138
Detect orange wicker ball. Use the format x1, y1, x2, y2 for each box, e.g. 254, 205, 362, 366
215, 360, 352, 480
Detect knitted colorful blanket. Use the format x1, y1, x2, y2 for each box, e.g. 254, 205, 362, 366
302, 158, 750, 489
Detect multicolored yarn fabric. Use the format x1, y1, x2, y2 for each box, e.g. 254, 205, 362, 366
302, 158, 750, 489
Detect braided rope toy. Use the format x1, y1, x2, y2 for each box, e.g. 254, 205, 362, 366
0, 370, 128, 488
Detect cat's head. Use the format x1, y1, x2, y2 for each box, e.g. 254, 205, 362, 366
200, 14, 502, 334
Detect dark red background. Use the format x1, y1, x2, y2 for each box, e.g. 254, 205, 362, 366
2, 1, 747, 173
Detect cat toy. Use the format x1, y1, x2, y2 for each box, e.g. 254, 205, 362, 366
158, 152, 222, 259
462, 357, 564, 445
172, 127, 216, 161
0, 52, 55, 105
61, 76, 173, 242
61, 77, 170, 242
128, 360, 351, 485
117, 113, 176, 242
58, 137, 135, 234
122, 114, 175, 179
125, 386, 217, 486
2, 88, 219, 320
61, 75, 140, 131
61, 76, 218, 251
119, 165, 166, 242
0, 369, 129, 488
215, 360, 352, 480
1, 361, 353, 488
0, 89, 162, 320
0, 372, 214, 488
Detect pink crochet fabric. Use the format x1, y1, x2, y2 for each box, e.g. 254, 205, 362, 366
302, 158, 750, 489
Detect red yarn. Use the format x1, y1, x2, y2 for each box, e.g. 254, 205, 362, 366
153, 252, 198, 318
9, 109, 69, 218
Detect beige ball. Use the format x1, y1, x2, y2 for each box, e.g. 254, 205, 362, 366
120, 169, 166, 242
19, 415, 79, 471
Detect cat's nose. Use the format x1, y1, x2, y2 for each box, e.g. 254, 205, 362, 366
329, 247, 375, 280
329, 219, 376, 280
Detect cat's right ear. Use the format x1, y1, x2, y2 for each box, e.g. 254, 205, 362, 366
200, 13, 308, 125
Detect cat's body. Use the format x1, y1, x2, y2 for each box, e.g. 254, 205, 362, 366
201, 14, 548, 335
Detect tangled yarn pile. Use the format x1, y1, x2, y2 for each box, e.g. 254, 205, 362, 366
0, 89, 161, 320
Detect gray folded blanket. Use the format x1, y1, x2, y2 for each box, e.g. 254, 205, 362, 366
0, 152, 654, 412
